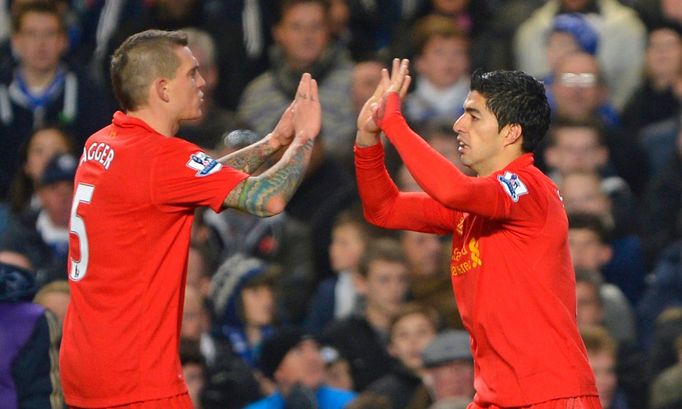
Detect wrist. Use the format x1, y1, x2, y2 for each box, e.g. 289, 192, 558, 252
355, 130, 381, 147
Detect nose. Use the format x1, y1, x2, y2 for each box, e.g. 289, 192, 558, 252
453, 114, 466, 134
196, 71, 207, 89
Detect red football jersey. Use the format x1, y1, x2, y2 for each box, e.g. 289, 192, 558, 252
60, 112, 248, 407
355, 114, 598, 406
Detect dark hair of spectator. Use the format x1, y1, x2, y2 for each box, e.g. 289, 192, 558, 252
548, 116, 606, 147
358, 237, 405, 278
568, 212, 612, 244
389, 303, 440, 341
12, 1, 65, 34
275, 0, 330, 25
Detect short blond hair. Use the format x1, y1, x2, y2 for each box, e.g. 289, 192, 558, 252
34, 280, 70, 304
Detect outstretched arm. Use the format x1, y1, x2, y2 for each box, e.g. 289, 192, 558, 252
218, 104, 296, 174
373, 60, 503, 218
222, 73, 321, 216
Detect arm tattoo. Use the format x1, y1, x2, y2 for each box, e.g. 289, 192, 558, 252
225, 139, 314, 216
218, 139, 278, 174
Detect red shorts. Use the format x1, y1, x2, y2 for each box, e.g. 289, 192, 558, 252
69, 392, 193, 409
467, 395, 602, 409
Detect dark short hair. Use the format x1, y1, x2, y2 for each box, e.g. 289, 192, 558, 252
12, 2, 65, 34
110, 29, 188, 111
568, 212, 611, 243
470, 70, 551, 153
358, 238, 405, 278
275, 0, 330, 25
389, 303, 440, 341
549, 116, 606, 147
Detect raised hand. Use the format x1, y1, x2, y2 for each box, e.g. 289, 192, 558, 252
268, 102, 296, 149
356, 58, 411, 146
293, 73, 321, 142
372, 58, 411, 126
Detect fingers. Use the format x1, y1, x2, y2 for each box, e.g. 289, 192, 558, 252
387, 58, 409, 94
399, 75, 412, 99
310, 78, 319, 102
296, 73, 311, 100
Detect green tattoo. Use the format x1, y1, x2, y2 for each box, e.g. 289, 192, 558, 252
219, 139, 278, 174
225, 139, 314, 216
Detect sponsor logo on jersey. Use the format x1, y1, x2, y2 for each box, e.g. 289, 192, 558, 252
497, 171, 528, 202
451, 238, 482, 277
186, 152, 222, 177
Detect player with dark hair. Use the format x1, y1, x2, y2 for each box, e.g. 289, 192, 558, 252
60, 29, 321, 408
354, 59, 600, 408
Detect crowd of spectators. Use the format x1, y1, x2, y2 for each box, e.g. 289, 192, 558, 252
2, 0, 682, 408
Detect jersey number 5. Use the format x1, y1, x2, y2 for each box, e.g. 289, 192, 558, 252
69, 183, 94, 281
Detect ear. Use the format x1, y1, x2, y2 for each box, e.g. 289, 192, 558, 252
154, 78, 169, 103
598, 244, 613, 265
414, 53, 426, 75
503, 123, 522, 147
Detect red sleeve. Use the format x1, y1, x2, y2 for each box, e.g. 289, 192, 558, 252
150, 138, 248, 213
354, 141, 457, 234
378, 93, 507, 219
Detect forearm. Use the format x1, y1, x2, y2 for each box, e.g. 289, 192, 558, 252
225, 137, 314, 216
355, 142, 452, 233
218, 134, 280, 174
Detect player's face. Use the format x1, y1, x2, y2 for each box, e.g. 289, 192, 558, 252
167, 46, 205, 121
453, 91, 508, 176
389, 313, 437, 371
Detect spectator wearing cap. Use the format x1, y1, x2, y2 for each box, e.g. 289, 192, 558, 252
514, 0, 646, 110
543, 13, 599, 88
420, 330, 474, 408
0, 152, 76, 282
245, 327, 356, 409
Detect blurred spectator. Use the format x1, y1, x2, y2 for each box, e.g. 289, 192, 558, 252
247, 326, 356, 409
543, 13, 599, 86
342, 0, 425, 61
321, 238, 410, 391
400, 230, 460, 329
351, 57, 384, 115
403, 15, 470, 125
320, 345, 354, 391
637, 244, 682, 351
177, 27, 246, 150
238, 0, 356, 165
33, 278, 69, 328
515, 0, 646, 109
0, 261, 64, 408
306, 209, 369, 334
421, 330, 474, 408
638, 123, 682, 266
8, 125, 75, 214
546, 51, 648, 194
367, 303, 439, 409
568, 213, 637, 343
0, 248, 32, 271
0, 153, 77, 282
649, 332, 682, 409
544, 118, 628, 191
205, 129, 316, 323
621, 23, 682, 133
210, 254, 278, 368
182, 283, 262, 409
345, 391, 391, 409
647, 307, 682, 382
0, 2, 111, 200
562, 172, 647, 304
634, 0, 682, 29
581, 325, 631, 409
285, 137, 359, 291
180, 338, 207, 409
